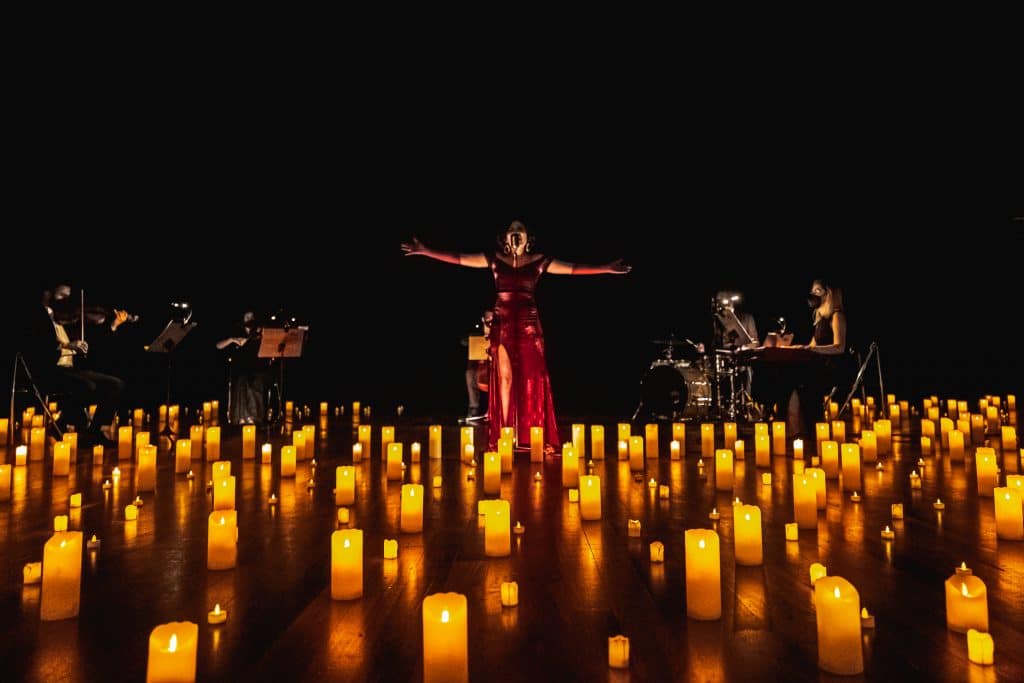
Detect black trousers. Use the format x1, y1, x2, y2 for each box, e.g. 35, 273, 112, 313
47, 367, 125, 433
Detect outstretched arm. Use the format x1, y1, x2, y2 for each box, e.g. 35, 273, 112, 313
401, 237, 489, 268
547, 258, 631, 275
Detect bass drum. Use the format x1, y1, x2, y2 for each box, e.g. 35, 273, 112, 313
640, 361, 711, 420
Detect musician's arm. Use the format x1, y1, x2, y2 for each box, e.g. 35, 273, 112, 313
810, 313, 847, 355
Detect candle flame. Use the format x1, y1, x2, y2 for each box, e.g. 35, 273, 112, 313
698, 539, 706, 549
885, 526, 891, 532
744, 513, 751, 521
91, 535, 97, 542
961, 582, 969, 597
219, 516, 225, 525
834, 586, 841, 599
861, 607, 869, 618
1006, 492, 1012, 501
961, 561, 967, 570
441, 609, 450, 623
588, 479, 593, 487
409, 489, 415, 497
60, 539, 66, 548
168, 634, 178, 653
711, 508, 717, 514
343, 539, 350, 549
214, 604, 221, 614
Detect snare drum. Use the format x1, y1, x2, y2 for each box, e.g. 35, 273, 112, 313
639, 360, 711, 420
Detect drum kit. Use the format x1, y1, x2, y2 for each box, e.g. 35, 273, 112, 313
633, 333, 760, 422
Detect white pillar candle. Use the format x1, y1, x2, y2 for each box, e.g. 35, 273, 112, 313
701, 423, 715, 458
484, 452, 501, 495
821, 441, 839, 479
40, 531, 83, 620
213, 475, 235, 511
948, 429, 965, 462
673, 421, 687, 447
15, 445, 28, 467
422, 592, 468, 683
381, 426, 395, 459
280, 445, 296, 478
401, 484, 424, 533
572, 423, 585, 460
628, 436, 644, 471
831, 420, 846, 444
459, 426, 474, 461
429, 425, 442, 459
590, 425, 605, 460
1003, 426, 1018, 453
815, 422, 830, 455
530, 426, 544, 462
205, 426, 221, 461
175, 439, 191, 473
52, 441, 70, 477
793, 439, 804, 461
146, 622, 198, 683
976, 448, 998, 496
735, 504, 763, 566
498, 438, 513, 473
755, 434, 770, 467
993, 487, 1024, 540
242, 425, 256, 459
331, 529, 363, 600
207, 511, 237, 570
617, 439, 628, 461
814, 576, 863, 675
684, 529, 721, 620
411, 441, 421, 463
290, 429, 304, 462
136, 445, 157, 493
715, 449, 734, 492
335, 466, 356, 506
386, 442, 404, 481
793, 475, 817, 529
562, 444, 579, 488
945, 573, 988, 633
860, 431, 876, 463
875, 419, 892, 454
723, 422, 736, 451
118, 425, 133, 461
618, 422, 631, 444
772, 422, 786, 455
645, 423, 658, 459
986, 406, 999, 432
484, 499, 511, 557
358, 425, 372, 458
670, 440, 681, 460
841, 444, 861, 492
579, 475, 601, 520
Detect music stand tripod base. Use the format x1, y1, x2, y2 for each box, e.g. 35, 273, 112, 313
145, 320, 198, 442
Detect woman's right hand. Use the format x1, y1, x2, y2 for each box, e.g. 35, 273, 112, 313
401, 237, 425, 256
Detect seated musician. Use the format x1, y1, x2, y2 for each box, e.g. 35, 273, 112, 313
460, 309, 493, 423
23, 284, 126, 446
772, 279, 848, 450
713, 290, 759, 350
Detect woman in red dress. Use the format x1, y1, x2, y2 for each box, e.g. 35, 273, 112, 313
402, 220, 630, 453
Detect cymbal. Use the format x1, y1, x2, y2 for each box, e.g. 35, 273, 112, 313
651, 338, 687, 346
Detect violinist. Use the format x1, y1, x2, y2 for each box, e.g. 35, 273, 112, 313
216, 310, 268, 425
25, 283, 126, 447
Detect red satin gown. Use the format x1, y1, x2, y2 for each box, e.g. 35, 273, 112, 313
487, 254, 561, 452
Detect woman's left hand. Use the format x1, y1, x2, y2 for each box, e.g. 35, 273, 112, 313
607, 259, 631, 274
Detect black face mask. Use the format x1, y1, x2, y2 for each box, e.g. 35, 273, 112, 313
807, 293, 823, 309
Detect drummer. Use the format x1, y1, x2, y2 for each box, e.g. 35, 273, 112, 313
713, 290, 759, 350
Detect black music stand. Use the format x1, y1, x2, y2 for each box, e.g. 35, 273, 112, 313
258, 327, 307, 430
146, 320, 198, 441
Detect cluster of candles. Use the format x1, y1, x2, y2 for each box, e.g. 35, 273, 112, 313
5, 392, 1019, 680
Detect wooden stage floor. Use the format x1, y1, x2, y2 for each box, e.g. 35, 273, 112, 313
2, 416, 1022, 682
